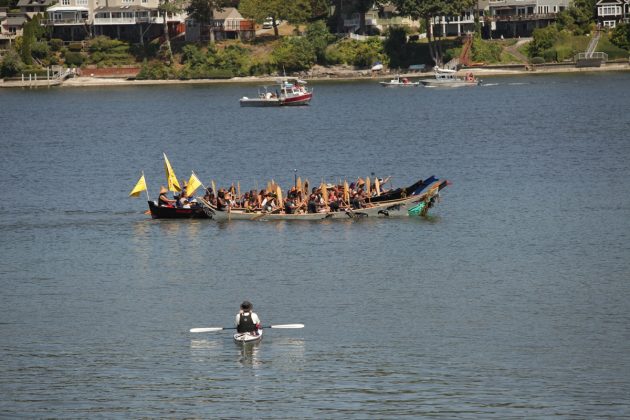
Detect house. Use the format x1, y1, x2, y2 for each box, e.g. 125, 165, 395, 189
3, 13, 28, 38
488, 0, 570, 38
596, 0, 629, 28
46, 0, 186, 43
17, 0, 55, 18
186, 7, 254, 42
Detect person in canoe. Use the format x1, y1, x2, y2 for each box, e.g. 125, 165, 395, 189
236, 301, 261, 335
158, 186, 176, 207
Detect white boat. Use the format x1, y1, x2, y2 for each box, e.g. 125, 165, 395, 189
240, 78, 313, 107
379, 75, 420, 87
199, 180, 446, 222
420, 67, 480, 88
233, 329, 263, 344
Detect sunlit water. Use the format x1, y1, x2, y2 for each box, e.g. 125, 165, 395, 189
1, 72, 629, 418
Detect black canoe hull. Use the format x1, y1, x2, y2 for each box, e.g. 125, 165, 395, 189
147, 201, 209, 219
370, 176, 438, 203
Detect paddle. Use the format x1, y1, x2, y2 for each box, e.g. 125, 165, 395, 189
190, 323, 304, 333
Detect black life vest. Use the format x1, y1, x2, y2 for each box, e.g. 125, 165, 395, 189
237, 312, 256, 333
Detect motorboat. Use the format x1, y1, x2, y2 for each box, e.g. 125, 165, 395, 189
379, 75, 420, 87
240, 78, 312, 107
420, 67, 480, 87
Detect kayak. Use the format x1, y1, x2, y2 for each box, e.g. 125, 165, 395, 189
233, 329, 263, 344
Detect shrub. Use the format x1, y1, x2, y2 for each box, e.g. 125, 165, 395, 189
136, 60, 177, 79
64, 51, 85, 66
0, 50, 24, 77
50, 38, 64, 52
68, 43, 83, 52
325, 37, 387, 68
271, 37, 316, 72
530, 56, 545, 64
31, 41, 50, 59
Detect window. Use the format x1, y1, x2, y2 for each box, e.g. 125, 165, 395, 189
76, 0, 87, 5
599, 5, 620, 16
61, 0, 70, 5
603, 20, 616, 27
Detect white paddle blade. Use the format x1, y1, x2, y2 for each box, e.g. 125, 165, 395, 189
270, 324, 304, 329
190, 327, 224, 333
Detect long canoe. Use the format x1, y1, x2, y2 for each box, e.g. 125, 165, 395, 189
200, 180, 446, 222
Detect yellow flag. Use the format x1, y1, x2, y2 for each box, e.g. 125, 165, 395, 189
163, 153, 181, 192
186, 172, 202, 197
129, 174, 147, 197
343, 180, 349, 203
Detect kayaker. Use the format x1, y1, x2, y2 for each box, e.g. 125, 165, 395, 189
236, 301, 261, 334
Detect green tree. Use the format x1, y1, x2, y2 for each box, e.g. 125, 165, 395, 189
239, 0, 311, 37
306, 20, 334, 62
527, 25, 559, 59
610, 23, 630, 50
392, 0, 475, 66
186, 0, 226, 25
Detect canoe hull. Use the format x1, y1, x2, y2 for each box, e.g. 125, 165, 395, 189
233, 329, 263, 344
148, 201, 209, 219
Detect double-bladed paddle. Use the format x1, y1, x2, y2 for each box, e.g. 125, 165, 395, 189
190, 323, 304, 333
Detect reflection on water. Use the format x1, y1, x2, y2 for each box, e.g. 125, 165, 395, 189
237, 341, 262, 367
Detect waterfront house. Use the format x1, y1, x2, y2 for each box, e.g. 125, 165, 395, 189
186, 7, 254, 42
46, 0, 186, 42
488, 0, 570, 38
596, 0, 629, 28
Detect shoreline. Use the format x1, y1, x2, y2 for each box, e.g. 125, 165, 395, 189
2, 62, 628, 89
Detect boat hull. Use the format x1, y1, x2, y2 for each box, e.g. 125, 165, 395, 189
147, 201, 209, 219
240, 98, 282, 107
233, 329, 263, 344
420, 79, 479, 88
281, 92, 312, 105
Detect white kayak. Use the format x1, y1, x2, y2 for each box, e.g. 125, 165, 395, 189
233, 329, 263, 344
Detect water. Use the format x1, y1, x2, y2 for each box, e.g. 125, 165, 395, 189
1, 73, 629, 418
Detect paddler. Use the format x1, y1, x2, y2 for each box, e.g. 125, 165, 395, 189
158, 186, 176, 207
236, 301, 261, 335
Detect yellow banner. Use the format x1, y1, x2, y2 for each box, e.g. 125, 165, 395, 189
186, 172, 202, 197
129, 174, 147, 197
163, 153, 181, 192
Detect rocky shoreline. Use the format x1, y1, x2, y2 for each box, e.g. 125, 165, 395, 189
2, 62, 628, 89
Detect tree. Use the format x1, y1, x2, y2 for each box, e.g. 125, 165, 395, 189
187, 0, 226, 25
239, 0, 311, 37
610, 23, 630, 50
350, 0, 375, 35
306, 20, 334, 62
158, 0, 187, 64
392, 0, 475, 66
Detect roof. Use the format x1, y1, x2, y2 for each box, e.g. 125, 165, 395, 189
94, 5, 150, 12
212, 7, 242, 20
6, 15, 27, 25
17, 0, 54, 6
596, 0, 622, 4
47, 5, 88, 11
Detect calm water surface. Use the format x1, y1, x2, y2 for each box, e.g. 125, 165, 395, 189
1, 72, 630, 418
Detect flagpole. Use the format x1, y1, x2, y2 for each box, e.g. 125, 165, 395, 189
143, 170, 150, 201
